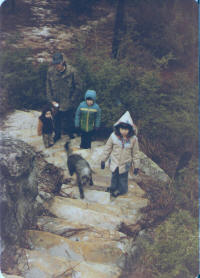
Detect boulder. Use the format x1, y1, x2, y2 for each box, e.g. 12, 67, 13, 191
0, 137, 63, 250
119, 152, 174, 236
132, 152, 173, 208
0, 137, 38, 247
137, 151, 171, 184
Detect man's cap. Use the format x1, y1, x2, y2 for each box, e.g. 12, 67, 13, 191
52, 52, 63, 65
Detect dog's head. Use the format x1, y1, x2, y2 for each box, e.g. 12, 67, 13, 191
81, 175, 91, 186
80, 167, 92, 186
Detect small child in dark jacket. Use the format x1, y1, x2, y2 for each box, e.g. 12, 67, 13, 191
75, 90, 101, 149
37, 107, 54, 148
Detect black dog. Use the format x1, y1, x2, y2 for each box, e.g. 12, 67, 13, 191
65, 142, 94, 199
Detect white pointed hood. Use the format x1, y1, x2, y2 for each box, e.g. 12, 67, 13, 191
114, 111, 134, 126
114, 111, 137, 134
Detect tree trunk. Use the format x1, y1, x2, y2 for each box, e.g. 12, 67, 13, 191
111, 0, 126, 59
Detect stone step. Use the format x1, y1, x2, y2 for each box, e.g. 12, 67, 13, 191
92, 173, 111, 188
1, 275, 23, 278
25, 230, 126, 267
17, 249, 121, 278
53, 196, 123, 216
60, 183, 148, 212
45, 196, 133, 230
61, 173, 145, 193
111, 190, 149, 211
92, 173, 147, 194
60, 184, 110, 205
60, 180, 148, 212
36, 216, 128, 243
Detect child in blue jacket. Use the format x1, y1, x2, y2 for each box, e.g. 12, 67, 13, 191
75, 90, 101, 149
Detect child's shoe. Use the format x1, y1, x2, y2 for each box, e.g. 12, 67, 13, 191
111, 190, 121, 198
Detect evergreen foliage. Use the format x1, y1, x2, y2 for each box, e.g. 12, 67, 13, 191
0, 48, 48, 112
68, 0, 98, 15
137, 210, 198, 278
74, 50, 198, 157
123, 0, 197, 67
174, 159, 198, 217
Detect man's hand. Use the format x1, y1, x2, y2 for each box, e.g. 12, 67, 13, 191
101, 161, 105, 169
52, 101, 59, 107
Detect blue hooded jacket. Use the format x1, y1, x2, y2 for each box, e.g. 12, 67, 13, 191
75, 90, 101, 132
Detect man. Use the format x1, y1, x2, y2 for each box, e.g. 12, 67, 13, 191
46, 52, 81, 141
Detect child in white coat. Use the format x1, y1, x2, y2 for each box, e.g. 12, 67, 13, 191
101, 111, 140, 197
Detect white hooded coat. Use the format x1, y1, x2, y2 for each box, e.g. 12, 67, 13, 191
101, 111, 140, 174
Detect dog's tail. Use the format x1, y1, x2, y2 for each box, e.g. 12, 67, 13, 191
64, 141, 72, 156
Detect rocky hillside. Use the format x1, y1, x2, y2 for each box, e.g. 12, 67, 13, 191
0, 0, 115, 62
0, 109, 172, 277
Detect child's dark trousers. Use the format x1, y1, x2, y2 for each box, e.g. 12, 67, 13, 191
110, 167, 128, 194
80, 130, 94, 149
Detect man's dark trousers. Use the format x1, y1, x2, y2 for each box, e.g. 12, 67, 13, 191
53, 111, 62, 142
61, 109, 76, 137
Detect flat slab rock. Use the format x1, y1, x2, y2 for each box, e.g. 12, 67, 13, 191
17, 249, 121, 278
36, 216, 127, 243
45, 196, 139, 230
25, 230, 126, 266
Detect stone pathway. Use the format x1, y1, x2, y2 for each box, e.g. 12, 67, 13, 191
1, 0, 115, 62
1, 110, 148, 278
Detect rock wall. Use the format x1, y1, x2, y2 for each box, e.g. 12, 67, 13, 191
0, 137, 38, 249
0, 137, 63, 252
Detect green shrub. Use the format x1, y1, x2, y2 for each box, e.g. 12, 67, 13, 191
74, 50, 198, 157
0, 48, 48, 113
174, 159, 198, 217
137, 210, 198, 278
68, 0, 98, 15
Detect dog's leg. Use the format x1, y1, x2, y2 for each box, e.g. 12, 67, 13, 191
78, 182, 84, 199
67, 160, 75, 176
90, 177, 93, 186
77, 177, 84, 199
